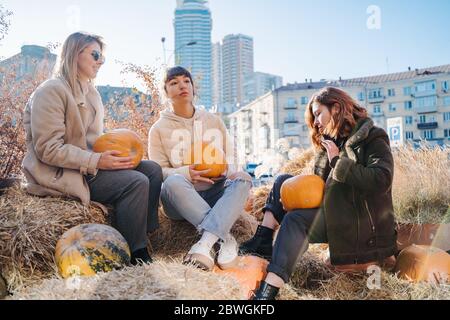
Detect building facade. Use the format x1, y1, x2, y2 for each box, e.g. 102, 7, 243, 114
243, 71, 283, 105
221, 34, 254, 112
229, 65, 450, 165
211, 42, 223, 112
174, 0, 213, 109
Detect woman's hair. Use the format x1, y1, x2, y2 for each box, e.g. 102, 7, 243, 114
305, 87, 368, 149
55, 32, 105, 94
163, 66, 195, 95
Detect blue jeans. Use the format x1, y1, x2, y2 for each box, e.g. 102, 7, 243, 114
161, 174, 252, 241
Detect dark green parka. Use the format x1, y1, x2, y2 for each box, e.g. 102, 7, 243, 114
314, 117, 397, 265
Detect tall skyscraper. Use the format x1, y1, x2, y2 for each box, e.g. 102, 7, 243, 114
174, 0, 212, 109
211, 42, 223, 111
222, 34, 254, 112
243, 71, 283, 104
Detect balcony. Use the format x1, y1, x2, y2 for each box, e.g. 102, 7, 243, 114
368, 95, 385, 104
370, 111, 385, 117
415, 105, 438, 114
417, 122, 438, 130
284, 117, 299, 123
284, 103, 298, 110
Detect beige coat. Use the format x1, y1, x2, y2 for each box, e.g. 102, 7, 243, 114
22, 77, 103, 205
149, 108, 237, 191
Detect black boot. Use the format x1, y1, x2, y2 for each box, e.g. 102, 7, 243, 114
251, 281, 279, 300
130, 248, 153, 265
239, 225, 274, 260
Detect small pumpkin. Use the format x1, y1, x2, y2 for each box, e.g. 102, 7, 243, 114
184, 142, 227, 178
213, 256, 269, 299
93, 129, 144, 169
280, 175, 325, 211
394, 245, 450, 284
55, 224, 131, 278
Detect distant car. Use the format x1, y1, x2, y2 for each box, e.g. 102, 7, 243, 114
259, 173, 274, 185
245, 163, 259, 177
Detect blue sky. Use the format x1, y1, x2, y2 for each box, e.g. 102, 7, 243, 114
1, 0, 449, 88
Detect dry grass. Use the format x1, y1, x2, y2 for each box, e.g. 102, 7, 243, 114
148, 207, 258, 258
250, 146, 450, 225
392, 146, 450, 224
10, 261, 245, 300
9, 244, 450, 300
0, 185, 106, 292
2, 145, 450, 300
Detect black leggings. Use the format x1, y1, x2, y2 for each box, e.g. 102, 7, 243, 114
263, 174, 328, 283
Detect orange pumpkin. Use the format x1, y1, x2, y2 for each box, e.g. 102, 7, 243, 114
93, 129, 144, 169
55, 224, 131, 279
394, 245, 450, 284
184, 142, 227, 178
213, 256, 269, 299
280, 175, 325, 211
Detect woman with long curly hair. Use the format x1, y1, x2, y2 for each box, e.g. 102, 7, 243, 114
240, 87, 397, 300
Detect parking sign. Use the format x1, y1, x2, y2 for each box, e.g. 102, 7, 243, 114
387, 117, 404, 147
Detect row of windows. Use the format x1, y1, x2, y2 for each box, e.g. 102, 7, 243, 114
405, 130, 450, 140
401, 113, 450, 125
359, 80, 448, 100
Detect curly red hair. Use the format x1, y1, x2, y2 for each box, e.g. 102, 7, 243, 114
305, 87, 368, 149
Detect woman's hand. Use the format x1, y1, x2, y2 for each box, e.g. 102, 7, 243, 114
321, 139, 340, 163
189, 165, 215, 184
97, 151, 135, 170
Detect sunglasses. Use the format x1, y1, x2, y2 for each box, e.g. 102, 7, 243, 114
91, 50, 105, 62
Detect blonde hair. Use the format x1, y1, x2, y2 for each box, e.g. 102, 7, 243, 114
55, 32, 105, 94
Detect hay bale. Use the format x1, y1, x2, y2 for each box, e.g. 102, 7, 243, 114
279, 148, 315, 176
0, 274, 7, 298
11, 260, 245, 300
149, 208, 258, 257
0, 186, 107, 293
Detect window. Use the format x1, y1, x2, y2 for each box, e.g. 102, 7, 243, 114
369, 89, 383, 99
403, 87, 412, 96
415, 80, 436, 93
405, 116, 413, 125
358, 92, 365, 101
443, 81, 449, 91
301, 97, 308, 105
373, 105, 382, 114
444, 112, 450, 122
404, 101, 413, 110
421, 130, 435, 140
415, 96, 437, 109
388, 89, 396, 97
286, 98, 297, 109
286, 110, 297, 122
445, 129, 450, 138
388, 104, 397, 112
405, 131, 414, 140
419, 115, 426, 123
444, 97, 450, 106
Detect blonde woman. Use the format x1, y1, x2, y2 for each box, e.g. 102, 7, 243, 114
149, 66, 252, 271
22, 32, 162, 265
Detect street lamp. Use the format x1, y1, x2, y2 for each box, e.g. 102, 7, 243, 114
161, 37, 197, 67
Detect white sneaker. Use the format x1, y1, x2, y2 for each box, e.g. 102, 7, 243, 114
217, 234, 239, 270
184, 241, 216, 271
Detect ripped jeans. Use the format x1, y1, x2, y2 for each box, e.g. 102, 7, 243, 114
160, 174, 252, 240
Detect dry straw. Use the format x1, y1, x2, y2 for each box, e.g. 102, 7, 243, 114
2, 145, 450, 299
0, 185, 106, 292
